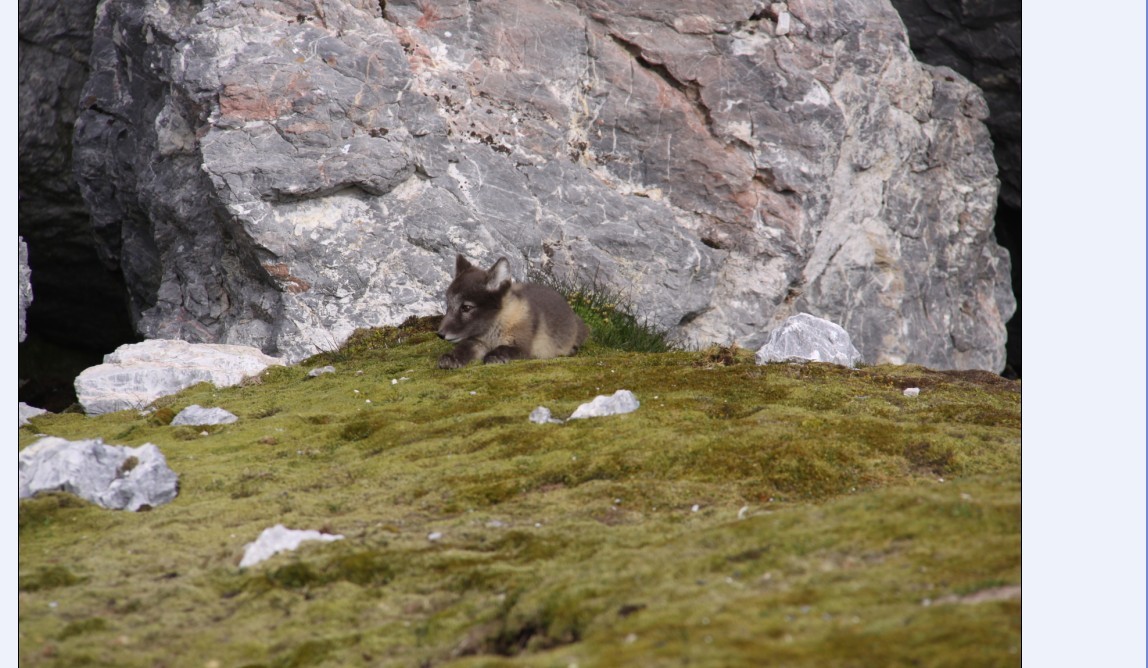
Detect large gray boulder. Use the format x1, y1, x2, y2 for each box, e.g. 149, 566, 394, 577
75, 339, 285, 415
19, 436, 179, 511
70, 0, 1013, 371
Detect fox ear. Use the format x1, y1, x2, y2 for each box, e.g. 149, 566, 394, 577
487, 257, 512, 291
455, 254, 473, 276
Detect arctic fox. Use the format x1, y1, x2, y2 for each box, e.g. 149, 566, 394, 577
436, 255, 590, 369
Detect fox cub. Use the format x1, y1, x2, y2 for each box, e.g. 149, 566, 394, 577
436, 255, 590, 369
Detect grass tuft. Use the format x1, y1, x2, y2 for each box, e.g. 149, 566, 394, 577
529, 270, 675, 352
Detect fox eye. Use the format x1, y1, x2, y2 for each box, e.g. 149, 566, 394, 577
460, 303, 474, 314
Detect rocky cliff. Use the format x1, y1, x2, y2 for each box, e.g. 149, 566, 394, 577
36, 0, 1012, 370
887, 0, 1020, 376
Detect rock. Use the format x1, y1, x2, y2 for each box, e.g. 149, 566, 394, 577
775, 12, 792, 35
171, 405, 239, 426
66, 0, 1013, 371
308, 365, 337, 378
754, 314, 862, 367
903, 387, 920, 397
74, 340, 285, 415
19, 436, 179, 511
19, 0, 137, 354
888, 0, 1020, 212
239, 524, 344, 568
19, 238, 31, 343
19, 402, 48, 427
569, 390, 640, 420
529, 406, 563, 424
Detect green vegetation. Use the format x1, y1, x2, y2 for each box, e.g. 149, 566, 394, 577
531, 272, 675, 352
19, 317, 1020, 667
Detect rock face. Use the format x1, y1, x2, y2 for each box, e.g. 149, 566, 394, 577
75, 340, 285, 415
19, 237, 31, 343
18, 0, 137, 353
19, 436, 180, 511
886, 0, 1021, 377
754, 313, 862, 367
69, 0, 1013, 371
888, 0, 1020, 212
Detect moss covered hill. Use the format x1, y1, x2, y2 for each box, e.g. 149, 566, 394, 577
19, 316, 1021, 668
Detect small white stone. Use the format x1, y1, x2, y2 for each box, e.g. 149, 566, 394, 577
737, 505, 750, 520
172, 405, 238, 426
428, 532, 443, 542
308, 365, 336, 377
903, 387, 920, 397
776, 12, 792, 36
691, 504, 700, 512
529, 406, 553, 424
239, 525, 344, 568
568, 390, 639, 420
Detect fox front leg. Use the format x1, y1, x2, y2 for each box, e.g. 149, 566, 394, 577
483, 345, 528, 365
438, 340, 488, 369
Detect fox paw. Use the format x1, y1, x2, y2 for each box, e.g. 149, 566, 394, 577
482, 351, 511, 365
438, 353, 466, 369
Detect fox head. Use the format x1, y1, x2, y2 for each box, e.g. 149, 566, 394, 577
437, 255, 513, 343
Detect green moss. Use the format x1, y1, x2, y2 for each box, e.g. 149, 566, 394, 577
20, 565, 87, 592
58, 618, 110, 640
17, 322, 1019, 667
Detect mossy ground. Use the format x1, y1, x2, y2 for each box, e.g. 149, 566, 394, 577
19, 318, 1020, 667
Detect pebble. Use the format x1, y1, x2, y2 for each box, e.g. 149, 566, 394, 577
903, 387, 920, 397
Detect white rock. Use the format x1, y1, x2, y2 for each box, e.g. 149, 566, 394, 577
308, 365, 336, 377
19, 402, 48, 427
19, 436, 180, 511
171, 404, 238, 426
529, 406, 563, 424
239, 524, 344, 568
754, 313, 862, 368
427, 532, 443, 542
776, 12, 792, 35
568, 390, 640, 420
903, 387, 920, 397
74, 339, 285, 415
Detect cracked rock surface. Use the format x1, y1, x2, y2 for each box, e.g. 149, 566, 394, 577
70, 0, 1013, 370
